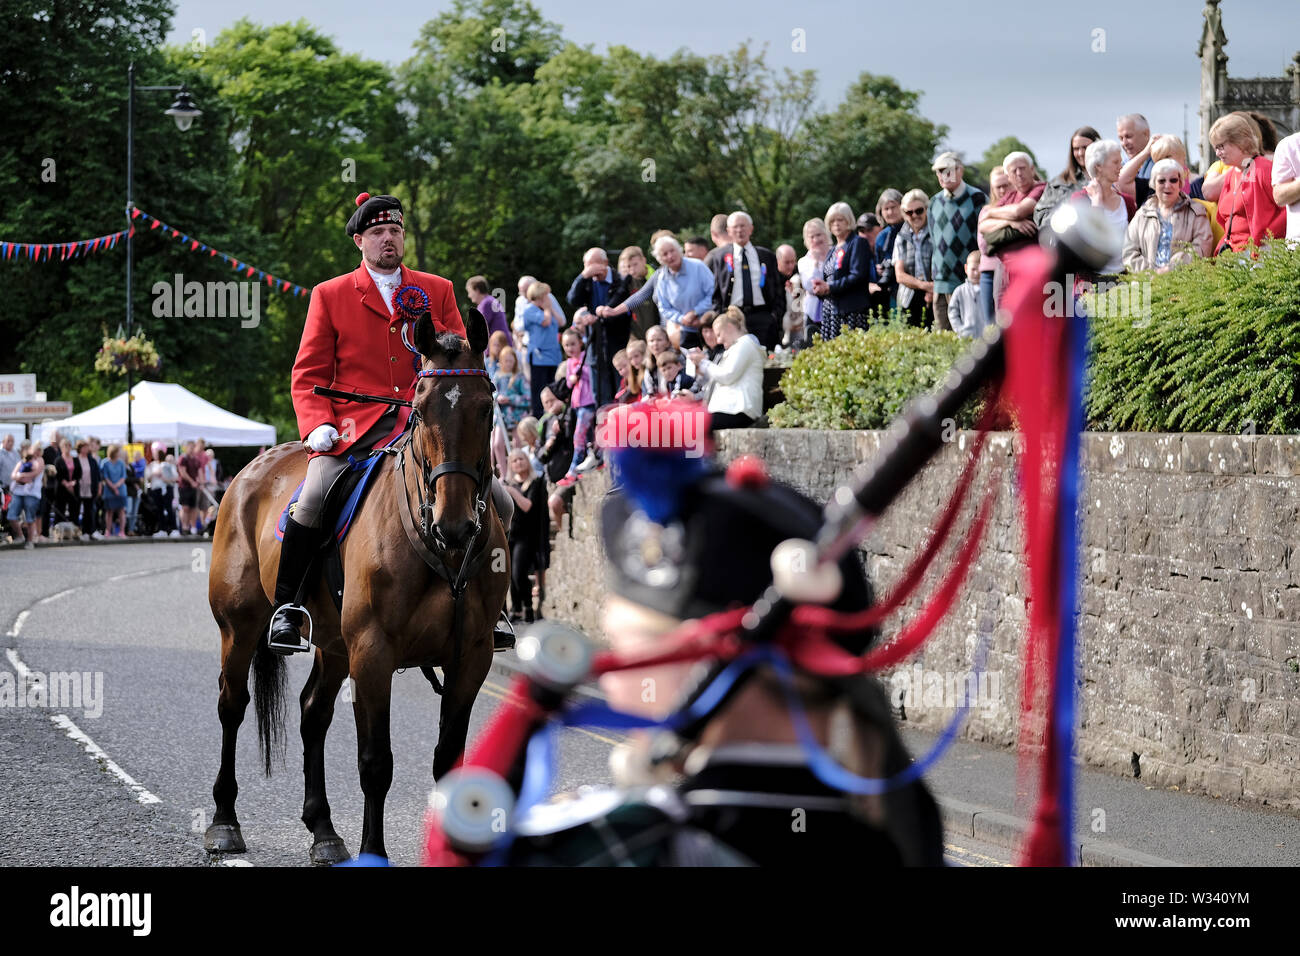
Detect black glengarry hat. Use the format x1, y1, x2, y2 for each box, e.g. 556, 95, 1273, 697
597, 401, 875, 652
346, 192, 404, 237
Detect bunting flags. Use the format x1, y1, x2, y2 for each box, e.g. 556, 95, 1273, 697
130, 208, 311, 298
1, 229, 128, 262
1, 206, 312, 299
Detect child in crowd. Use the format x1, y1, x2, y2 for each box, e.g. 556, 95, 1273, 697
625, 339, 647, 398
655, 349, 696, 397
612, 349, 636, 404
948, 250, 984, 340
523, 281, 562, 418
700, 318, 725, 362
503, 449, 548, 624
515, 416, 543, 475
640, 325, 672, 397
558, 328, 595, 487
537, 385, 578, 533
486, 330, 509, 378
492, 345, 531, 436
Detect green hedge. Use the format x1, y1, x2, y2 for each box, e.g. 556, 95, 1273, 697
770, 245, 1300, 434
769, 323, 978, 430
1085, 244, 1300, 434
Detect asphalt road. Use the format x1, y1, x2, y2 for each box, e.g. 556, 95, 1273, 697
4, 541, 1296, 868
0, 541, 613, 867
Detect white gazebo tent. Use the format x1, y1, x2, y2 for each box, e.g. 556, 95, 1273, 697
33, 381, 276, 448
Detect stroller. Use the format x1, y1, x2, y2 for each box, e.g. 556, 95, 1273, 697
133, 488, 167, 537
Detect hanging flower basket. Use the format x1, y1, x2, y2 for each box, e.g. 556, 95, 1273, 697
95, 331, 162, 376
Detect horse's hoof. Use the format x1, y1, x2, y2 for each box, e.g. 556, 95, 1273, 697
310, 836, 351, 866
204, 823, 246, 854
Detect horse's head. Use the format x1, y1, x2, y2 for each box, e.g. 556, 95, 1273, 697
410, 305, 493, 551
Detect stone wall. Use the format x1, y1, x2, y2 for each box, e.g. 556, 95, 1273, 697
544, 430, 1300, 811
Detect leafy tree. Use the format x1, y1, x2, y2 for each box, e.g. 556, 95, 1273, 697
5, 0, 959, 443
187, 19, 402, 428
396, 0, 572, 295
794, 74, 948, 242
0, 0, 255, 419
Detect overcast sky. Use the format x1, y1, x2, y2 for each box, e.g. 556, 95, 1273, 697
166, 0, 1296, 172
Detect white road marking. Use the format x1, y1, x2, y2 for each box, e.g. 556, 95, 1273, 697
2, 566, 189, 822
220, 859, 254, 867
49, 713, 162, 805
5, 646, 34, 680
107, 568, 170, 583
37, 589, 79, 605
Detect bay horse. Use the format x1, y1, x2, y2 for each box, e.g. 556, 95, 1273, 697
204, 308, 509, 864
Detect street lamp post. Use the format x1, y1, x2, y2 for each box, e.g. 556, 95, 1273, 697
125, 62, 200, 445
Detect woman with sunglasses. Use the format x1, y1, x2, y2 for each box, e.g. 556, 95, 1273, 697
892, 189, 934, 328
1122, 159, 1214, 273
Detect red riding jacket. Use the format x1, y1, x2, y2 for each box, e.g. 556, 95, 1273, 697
291, 263, 466, 457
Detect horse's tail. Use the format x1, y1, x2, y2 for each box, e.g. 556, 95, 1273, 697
252, 638, 288, 777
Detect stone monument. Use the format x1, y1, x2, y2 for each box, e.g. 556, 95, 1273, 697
1198, 0, 1300, 169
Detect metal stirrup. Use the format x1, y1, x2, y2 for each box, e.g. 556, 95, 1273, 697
267, 603, 314, 653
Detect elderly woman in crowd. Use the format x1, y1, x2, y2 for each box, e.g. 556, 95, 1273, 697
809, 201, 874, 339
1122, 159, 1214, 272
976, 165, 1010, 325
1200, 111, 1280, 203
873, 188, 905, 315
1071, 140, 1136, 274
1209, 112, 1286, 254
797, 218, 831, 340
978, 151, 1046, 304
1035, 125, 1100, 229
688, 307, 765, 430
599, 234, 714, 350
892, 189, 935, 328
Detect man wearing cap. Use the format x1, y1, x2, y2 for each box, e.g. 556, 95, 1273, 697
497, 401, 945, 866
269, 192, 514, 654
927, 153, 987, 333
856, 212, 882, 247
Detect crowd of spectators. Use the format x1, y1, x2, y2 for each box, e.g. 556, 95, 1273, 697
3, 430, 227, 549
470, 110, 1297, 620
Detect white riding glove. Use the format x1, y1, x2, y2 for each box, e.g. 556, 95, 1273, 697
305, 424, 340, 453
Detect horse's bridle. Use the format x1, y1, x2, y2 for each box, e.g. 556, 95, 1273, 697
404, 367, 494, 551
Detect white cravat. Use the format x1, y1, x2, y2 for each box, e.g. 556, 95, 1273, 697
367, 265, 401, 315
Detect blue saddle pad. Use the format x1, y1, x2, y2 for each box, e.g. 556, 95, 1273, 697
274, 452, 387, 544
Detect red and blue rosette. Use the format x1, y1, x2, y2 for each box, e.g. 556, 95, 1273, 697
393, 284, 430, 322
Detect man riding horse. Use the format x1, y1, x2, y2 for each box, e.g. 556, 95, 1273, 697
268, 191, 514, 654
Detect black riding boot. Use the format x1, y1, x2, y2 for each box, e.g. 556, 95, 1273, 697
268, 515, 320, 655
493, 611, 516, 652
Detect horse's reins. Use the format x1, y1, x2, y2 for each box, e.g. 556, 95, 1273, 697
406, 367, 494, 551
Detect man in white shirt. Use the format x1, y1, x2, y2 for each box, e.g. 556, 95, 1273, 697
709, 211, 785, 351
1272, 131, 1300, 242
